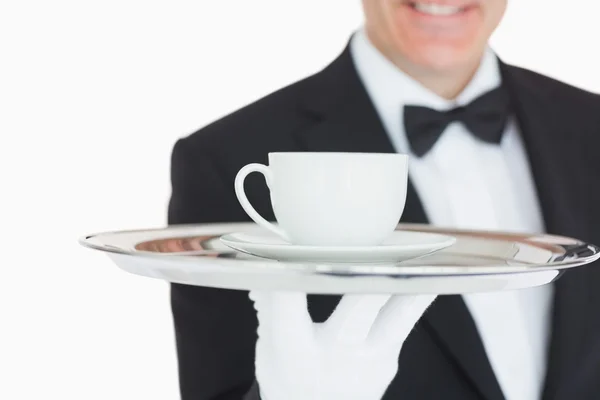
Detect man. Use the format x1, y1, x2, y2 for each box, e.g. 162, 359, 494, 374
168, 0, 600, 399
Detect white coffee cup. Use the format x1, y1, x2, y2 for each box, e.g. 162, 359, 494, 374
234, 152, 409, 246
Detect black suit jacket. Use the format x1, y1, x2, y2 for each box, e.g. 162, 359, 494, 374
167, 44, 600, 400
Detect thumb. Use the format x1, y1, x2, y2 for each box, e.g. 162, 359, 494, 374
367, 294, 437, 347
320, 294, 391, 344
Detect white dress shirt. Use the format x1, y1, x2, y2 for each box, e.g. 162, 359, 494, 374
350, 28, 554, 400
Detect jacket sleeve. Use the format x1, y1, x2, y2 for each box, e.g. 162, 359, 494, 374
168, 138, 260, 400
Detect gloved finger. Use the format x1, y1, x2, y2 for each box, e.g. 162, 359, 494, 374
320, 294, 391, 344
249, 291, 313, 338
368, 294, 437, 347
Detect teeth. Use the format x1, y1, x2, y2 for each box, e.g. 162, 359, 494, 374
413, 2, 464, 16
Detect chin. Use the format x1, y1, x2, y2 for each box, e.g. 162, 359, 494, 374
385, 1, 490, 73
398, 41, 483, 73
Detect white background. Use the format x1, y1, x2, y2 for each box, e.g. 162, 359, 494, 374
1, 1, 598, 399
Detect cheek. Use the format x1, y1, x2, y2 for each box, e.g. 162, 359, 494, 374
489, 1, 508, 32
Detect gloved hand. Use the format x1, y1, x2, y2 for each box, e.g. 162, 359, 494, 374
249, 291, 436, 400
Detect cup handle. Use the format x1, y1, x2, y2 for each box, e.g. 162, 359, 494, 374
234, 163, 289, 241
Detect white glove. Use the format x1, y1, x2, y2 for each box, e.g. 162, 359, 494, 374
249, 291, 436, 400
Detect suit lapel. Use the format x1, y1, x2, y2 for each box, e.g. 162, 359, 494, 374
422, 297, 506, 400
293, 47, 397, 155
295, 45, 505, 400
500, 62, 593, 400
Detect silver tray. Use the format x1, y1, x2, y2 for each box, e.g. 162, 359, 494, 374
79, 223, 600, 294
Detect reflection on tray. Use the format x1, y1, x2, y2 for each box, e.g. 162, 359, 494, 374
130, 229, 596, 267
134, 235, 228, 254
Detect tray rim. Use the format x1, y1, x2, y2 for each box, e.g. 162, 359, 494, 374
78, 222, 600, 276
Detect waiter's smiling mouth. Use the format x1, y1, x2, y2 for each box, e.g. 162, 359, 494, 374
401, 1, 479, 17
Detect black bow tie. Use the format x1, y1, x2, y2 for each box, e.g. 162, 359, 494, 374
403, 86, 511, 157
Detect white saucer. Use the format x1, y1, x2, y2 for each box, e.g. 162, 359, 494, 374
219, 230, 456, 264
